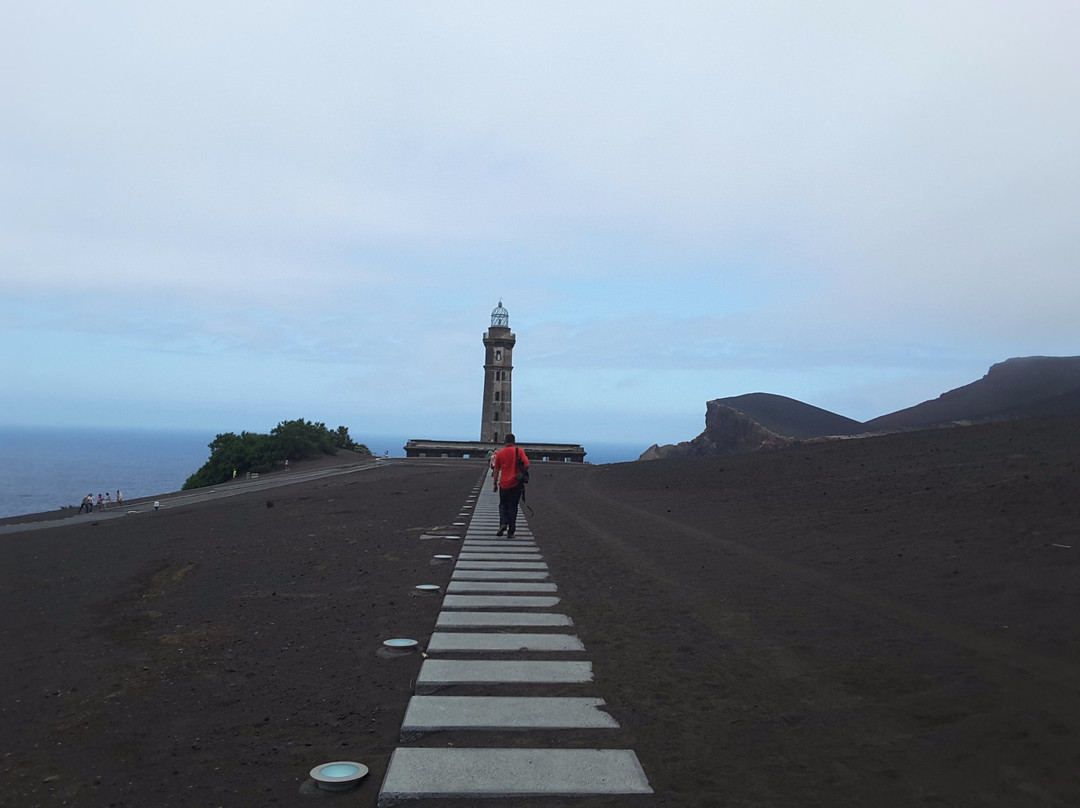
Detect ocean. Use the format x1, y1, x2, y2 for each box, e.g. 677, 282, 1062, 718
0, 426, 214, 519
0, 427, 645, 519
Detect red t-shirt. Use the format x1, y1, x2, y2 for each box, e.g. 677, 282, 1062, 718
493, 445, 529, 489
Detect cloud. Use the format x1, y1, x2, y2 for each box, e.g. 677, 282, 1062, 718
2, 1, 1078, 439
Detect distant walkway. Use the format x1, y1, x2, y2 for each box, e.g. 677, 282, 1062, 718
0, 458, 392, 535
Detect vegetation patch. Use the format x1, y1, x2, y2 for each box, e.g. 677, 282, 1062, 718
183, 419, 370, 489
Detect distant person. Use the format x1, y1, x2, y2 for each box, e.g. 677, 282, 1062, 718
97, 493, 104, 509
79, 494, 92, 514
116, 490, 123, 506
492, 433, 529, 537
104, 492, 111, 509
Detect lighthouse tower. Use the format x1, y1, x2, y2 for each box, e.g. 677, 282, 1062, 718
481, 301, 515, 443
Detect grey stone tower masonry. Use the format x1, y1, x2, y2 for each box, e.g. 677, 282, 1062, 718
480, 301, 516, 443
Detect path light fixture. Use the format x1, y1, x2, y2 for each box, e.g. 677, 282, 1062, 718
379, 638, 419, 658
309, 760, 368, 791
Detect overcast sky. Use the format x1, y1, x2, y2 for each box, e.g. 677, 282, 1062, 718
2, 1, 1078, 455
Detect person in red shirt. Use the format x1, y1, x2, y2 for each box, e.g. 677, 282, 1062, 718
492, 433, 529, 537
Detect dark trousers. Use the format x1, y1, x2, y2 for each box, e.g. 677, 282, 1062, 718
498, 484, 524, 534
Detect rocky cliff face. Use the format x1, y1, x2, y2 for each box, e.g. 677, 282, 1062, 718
639, 400, 795, 460
863, 356, 1080, 431
639, 354, 1080, 460
638, 356, 1080, 462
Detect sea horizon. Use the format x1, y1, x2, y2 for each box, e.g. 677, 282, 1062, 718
0, 425, 646, 519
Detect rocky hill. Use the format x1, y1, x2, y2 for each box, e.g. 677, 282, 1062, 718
863, 356, 1080, 431
707, 393, 864, 439
640, 356, 1080, 461
638, 400, 793, 460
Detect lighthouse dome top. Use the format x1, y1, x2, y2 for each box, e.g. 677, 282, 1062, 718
490, 301, 509, 327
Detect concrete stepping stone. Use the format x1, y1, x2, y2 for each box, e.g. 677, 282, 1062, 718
461, 544, 539, 552
460, 549, 541, 556
426, 632, 584, 653
455, 561, 548, 570
417, 659, 592, 688
442, 594, 560, 609
461, 548, 540, 554
451, 570, 549, 581
378, 748, 652, 803
401, 696, 618, 731
446, 581, 558, 594
436, 611, 573, 628
458, 553, 543, 561
463, 538, 537, 544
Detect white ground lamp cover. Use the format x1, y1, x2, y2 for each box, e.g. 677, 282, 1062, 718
309, 760, 368, 791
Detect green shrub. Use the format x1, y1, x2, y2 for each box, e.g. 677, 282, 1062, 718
182, 420, 371, 489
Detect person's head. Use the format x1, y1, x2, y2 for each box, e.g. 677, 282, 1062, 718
504, 433, 516, 445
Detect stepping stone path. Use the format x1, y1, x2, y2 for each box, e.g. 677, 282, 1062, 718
378, 479, 652, 805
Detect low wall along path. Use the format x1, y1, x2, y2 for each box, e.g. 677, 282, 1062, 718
378, 476, 653, 805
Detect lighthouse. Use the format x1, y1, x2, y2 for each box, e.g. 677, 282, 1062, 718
480, 301, 515, 443
402, 302, 584, 461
